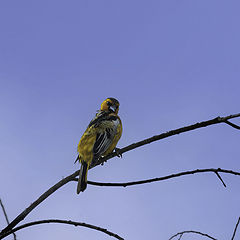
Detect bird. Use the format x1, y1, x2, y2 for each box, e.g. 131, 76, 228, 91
76, 97, 122, 194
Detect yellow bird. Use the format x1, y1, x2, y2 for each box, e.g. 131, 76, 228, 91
76, 97, 122, 193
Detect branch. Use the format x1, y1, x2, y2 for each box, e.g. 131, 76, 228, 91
225, 120, 240, 130
83, 168, 240, 188
170, 217, 240, 240
90, 113, 240, 168
231, 217, 240, 240
1, 113, 239, 236
169, 230, 217, 240
0, 199, 17, 240
0, 170, 79, 235
177, 233, 183, 240
214, 171, 227, 187
0, 219, 124, 240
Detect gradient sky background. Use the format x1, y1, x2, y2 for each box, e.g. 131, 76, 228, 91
0, 0, 240, 239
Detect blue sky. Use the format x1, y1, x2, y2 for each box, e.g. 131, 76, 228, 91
0, 0, 240, 239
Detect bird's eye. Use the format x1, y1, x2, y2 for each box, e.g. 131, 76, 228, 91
107, 101, 111, 106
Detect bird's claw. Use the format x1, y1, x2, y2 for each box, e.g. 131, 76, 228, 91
99, 156, 106, 165
114, 148, 122, 158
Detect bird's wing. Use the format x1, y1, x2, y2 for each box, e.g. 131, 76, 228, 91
92, 116, 120, 158
88, 111, 107, 128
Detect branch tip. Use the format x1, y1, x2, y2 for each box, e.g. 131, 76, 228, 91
0, 199, 17, 240
214, 171, 227, 187
225, 120, 240, 130
231, 217, 240, 240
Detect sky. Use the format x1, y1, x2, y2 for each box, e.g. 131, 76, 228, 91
0, 0, 240, 239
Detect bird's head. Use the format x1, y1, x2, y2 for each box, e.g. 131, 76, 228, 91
100, 98, 120, 114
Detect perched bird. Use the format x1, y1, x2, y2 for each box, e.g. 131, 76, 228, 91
76, 97, 122, 193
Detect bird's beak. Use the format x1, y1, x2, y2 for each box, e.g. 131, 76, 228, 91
109, 105, 117, 112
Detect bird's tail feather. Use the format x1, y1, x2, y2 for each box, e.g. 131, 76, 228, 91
77, 161, 88, 194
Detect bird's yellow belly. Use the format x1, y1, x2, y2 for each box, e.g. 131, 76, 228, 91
78, 133, 96, 164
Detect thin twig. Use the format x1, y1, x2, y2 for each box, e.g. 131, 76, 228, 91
0, 219, 124, 240
225, 120, 240, 130
178, 233, 183, 240
83, 168, 240, 188
169, 230, 217, 240
231, 217, 240, 240
1, 113, 239, 236
0, 199, 17, 240
214, 172, 227, 187
0, 199, 10, 225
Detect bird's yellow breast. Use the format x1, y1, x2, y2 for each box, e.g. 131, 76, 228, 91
77, 126, 97, 164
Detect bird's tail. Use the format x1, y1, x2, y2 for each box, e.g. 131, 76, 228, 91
77, 161, 89, 194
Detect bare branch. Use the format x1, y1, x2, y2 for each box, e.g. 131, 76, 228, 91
1, 113, 239, 236
90, 113, 240, 168
225, 120, 240, 130
231, 217, 240, 240
177, 233, 183, 240
214, 171, 227, 187
83, 168, 240, 188
0, 170, 79, 235
0, 219, 124, 240
0, 199, 17, 240
0, 199, 10, 226
169, 230, 217, 240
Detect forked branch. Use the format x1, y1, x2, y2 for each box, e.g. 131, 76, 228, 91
90, 113, 240, 168
85, 168, 240, 188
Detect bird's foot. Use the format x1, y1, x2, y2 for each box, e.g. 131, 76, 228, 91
99, 156, 106, 165
114, 148, 122, 158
